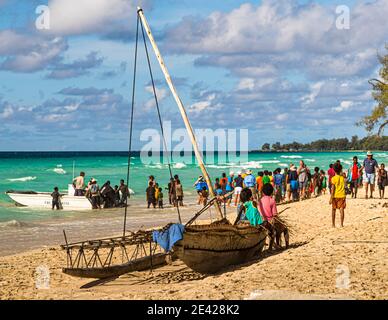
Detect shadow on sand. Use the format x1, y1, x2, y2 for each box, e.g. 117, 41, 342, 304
80, 241, 308, 288
212, 241, 309, 275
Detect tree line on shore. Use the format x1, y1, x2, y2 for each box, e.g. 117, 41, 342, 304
259, 135, 388, 152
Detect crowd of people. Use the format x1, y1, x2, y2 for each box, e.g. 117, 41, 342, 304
51, 171, 131, 210
50, 152, 387, 218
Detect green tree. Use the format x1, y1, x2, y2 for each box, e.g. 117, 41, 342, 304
261, 143, 270, 151
359, 45, 388, 136
272, 142, 281, 150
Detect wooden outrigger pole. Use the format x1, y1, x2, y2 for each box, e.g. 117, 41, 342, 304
137, 7, 223, 219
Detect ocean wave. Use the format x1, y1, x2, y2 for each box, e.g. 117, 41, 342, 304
375, 153, 388, 158
7, 176, 37, 182
304, 159, 316, 162
53, 168, 67, 174
129, 188, 135, 195
280, 155, 303, 159
279, 163, 288, 167
207, 164, 233, 169
173, 162, 187, 169
144, 164, 164, 169
0, 219, 33, 229
254, 160, 280, 164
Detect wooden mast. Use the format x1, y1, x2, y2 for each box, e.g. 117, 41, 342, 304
137, 7, 223, 219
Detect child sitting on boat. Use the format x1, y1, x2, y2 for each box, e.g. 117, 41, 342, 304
234, 188, 263, 226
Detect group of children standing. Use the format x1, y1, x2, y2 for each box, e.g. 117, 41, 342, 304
145, 175, 184, 209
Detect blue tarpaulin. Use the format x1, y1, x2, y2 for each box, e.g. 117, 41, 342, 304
152, 223, 185, 252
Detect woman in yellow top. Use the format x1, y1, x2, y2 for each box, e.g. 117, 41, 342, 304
329, 162, 346, 228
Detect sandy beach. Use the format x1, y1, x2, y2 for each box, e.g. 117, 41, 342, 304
0, 194, 387, 300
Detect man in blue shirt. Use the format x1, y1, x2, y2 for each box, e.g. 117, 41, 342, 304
244, 169, 257, 200
360, 151, 379, 199
194, 176, 208, 204
274, 168, 284, 202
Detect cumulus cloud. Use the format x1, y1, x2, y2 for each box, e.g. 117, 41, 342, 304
144, 85, 169, 110
162, 0, 388, 79
46, 51, 104, 79
332, 100, 354, 113
0, 32, 67, 72
47, 0, 152, 37
0, 103, 14, 119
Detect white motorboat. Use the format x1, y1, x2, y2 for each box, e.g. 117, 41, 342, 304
6, 185, 93, 210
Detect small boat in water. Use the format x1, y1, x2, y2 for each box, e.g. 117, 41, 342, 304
6, 185, 92, 210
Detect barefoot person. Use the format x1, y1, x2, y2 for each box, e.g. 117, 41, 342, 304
297, 160, 308, 200
329, 162, 346, 227
360, 151, 379, 199
233, 171, 244, 206
377, 163, 387, 199
259, 183, 289, 248
348, 156, 361, 198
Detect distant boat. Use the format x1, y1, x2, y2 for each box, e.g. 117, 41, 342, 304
6, 185, 92, 210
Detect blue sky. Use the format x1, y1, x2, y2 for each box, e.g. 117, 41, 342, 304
0, 0, 387, 151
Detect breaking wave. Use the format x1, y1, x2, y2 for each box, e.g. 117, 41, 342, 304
280, 155, 303, 159
173, 162, 187, 169
7, 176, 37, 182
53, 168, 66, 174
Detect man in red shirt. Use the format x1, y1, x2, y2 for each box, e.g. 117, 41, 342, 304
349, 156, 361, 198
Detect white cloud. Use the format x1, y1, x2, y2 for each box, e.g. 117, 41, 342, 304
0, 33, 67, 72
332, 100, 354, 113
163, 0, 388, 80
0, 105, 13, 119
276, 113, 288, 121
301, 81, 324, 106
189, 92, 223, 114
48, 0, 150, 36
144, 85, 169, 110
237, 78, 255, 91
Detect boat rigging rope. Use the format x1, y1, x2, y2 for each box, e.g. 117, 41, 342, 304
123, 14, 139, 236
140, 18, 182, 224
123, 13, 182, 236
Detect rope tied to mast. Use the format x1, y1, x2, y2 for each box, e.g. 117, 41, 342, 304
123, 11, 182, 236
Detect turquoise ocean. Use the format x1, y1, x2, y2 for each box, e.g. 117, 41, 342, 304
0, 151, 387, 255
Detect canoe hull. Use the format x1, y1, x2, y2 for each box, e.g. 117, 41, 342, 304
63, 253, 168, 279
173, 224, 267, 274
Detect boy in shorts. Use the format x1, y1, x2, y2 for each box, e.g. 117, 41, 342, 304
329, 162, 346, 227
